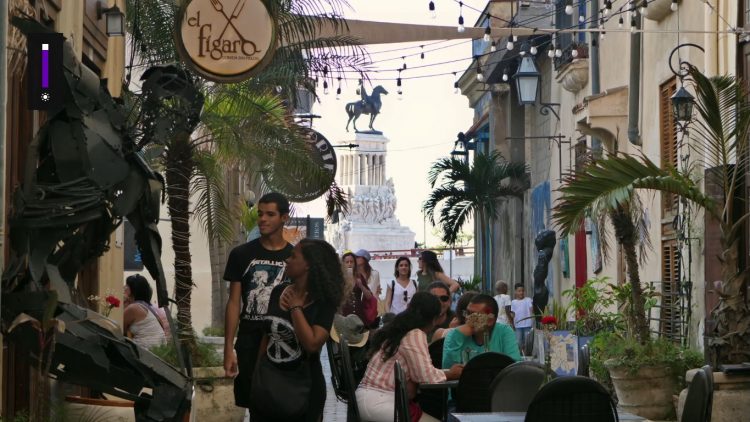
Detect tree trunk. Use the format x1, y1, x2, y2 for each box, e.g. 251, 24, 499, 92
611, 207, 650, 344
710, 221, 750, 364
479, 209, 489, 293
165, 133, 196, 349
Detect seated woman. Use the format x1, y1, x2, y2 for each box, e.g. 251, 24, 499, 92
356, 292, 464, 422
431, 291, 478, 342
341, 251, 377, 327
442, 294, 521, 368
123, 274, 167, 349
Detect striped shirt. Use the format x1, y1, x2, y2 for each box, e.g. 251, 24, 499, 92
359, 329, 446, 393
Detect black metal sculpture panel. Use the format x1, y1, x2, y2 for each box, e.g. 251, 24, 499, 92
1, 17, 198, 421
532, 230, 556, 319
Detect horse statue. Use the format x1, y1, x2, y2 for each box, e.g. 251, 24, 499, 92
345, 85, 388, 133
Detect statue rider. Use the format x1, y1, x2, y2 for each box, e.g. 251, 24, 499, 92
358, 79, 375, 112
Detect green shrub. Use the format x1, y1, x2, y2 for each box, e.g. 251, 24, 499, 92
201, 326, 224, 337
150, 339, 222, 368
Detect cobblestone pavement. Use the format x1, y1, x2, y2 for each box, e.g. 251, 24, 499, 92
243, 347, 348, 421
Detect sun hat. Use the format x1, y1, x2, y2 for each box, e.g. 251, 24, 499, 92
354, 249, 371, 261
330, 314, 369, 347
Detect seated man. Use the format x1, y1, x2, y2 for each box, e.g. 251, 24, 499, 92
442, 294, 522, 368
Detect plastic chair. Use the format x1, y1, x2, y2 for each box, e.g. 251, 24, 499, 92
454, 352, 516, 412
525, 376, 618, 422
703, 365, 714, 422
681, 368, 710, 422
339, 338, 361, 422
428, 337, 445, 369
326, 340, 347, 401
490, 361, 547, 412
394, 361, 410, 422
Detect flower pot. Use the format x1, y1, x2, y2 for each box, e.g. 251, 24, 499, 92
192, 367, 246, 422
605, 362, 676, 419
64, 395, 135, 422
677, 369, 750, 422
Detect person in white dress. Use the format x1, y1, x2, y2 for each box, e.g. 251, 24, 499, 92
385, 256, 418, 314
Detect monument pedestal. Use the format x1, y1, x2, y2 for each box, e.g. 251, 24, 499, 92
326, 133, 415, 252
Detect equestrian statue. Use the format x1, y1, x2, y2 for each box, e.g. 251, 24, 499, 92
345, 81, 388, 133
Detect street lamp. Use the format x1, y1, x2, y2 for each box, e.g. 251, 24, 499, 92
513, 56, 541, 106
97, 2, 125, 37
671, 86, 695, 122
450, 132, 470, 162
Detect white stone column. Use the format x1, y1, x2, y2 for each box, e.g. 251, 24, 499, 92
344, 154, 350, 185
360, 154, 366, 185
379, 155, 385, 185
367, 154, 373, 185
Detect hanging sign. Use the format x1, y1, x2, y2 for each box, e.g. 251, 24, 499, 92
176, 0, 276, 83
264, 129, 338, 203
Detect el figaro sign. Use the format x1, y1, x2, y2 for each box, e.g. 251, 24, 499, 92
176, 0, 276, 83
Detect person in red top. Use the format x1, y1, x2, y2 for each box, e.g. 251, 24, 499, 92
341, 251, 376, 325
356, 292, 463, 422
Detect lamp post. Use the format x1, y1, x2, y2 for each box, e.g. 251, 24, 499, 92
97, 2, 125, 37
668, 43, 704, 130
450, 132, 471, 163
512, 55, 560, 121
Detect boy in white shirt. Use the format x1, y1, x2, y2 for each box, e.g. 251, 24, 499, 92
511, 283, 534, 356
493, 280, 513, 327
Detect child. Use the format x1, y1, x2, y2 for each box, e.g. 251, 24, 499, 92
510, 283, 533, 356
493, 280, 514, 327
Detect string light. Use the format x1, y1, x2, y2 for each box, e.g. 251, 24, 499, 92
428, 1, 436, 19
458, 2, 465, 33
555, 47, 562, 58
579, 15, 585, 23
323, 80, 329, 95
565, 1, 573, 15
402, 56, 407, 70
397, 71, 403, 99
491, 41, 497, 52
618, 15, 624, 28
484, 24, 491, 42
571, 43, 579, 58
631, 15, 637, 32
639, 1, 647, 15
507, 39, 515, 50
502, 68, 508, 82
530, 44, 537, 55
323, 65, 329, 77
475, 57, 484, 82
548, 44, 555, 58
671, 0, 678, 11
453, 72, 459, 94
336, 77, 341, 100
420, 45, 425, 59
604, 0, 612, 15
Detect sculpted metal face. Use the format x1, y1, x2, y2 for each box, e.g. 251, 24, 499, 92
177, 0, 276, 82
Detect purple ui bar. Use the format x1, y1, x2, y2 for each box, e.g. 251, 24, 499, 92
41, 43, 49, 89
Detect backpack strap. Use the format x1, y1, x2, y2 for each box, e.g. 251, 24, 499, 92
412, 280, 418, 290
391, 280, 396, 293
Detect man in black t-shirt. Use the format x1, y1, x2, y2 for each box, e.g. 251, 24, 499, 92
223, 192, 293, 408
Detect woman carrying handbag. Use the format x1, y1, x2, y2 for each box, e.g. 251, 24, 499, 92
250, 239, 345, 422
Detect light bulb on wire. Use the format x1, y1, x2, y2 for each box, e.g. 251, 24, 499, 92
579, 15, 585, 23
428, 1, 436, 19
483, 26, 491, 42
565, 4, 573, 15
490, 41, 497, 52
530, 45, 537, 55
453, 72, 459, 94
671, 0, 678, 11
323, 80, 329, 95
619, 16, 624, 28
555, 48, 562, 58
507, 40, 514, 50
502, 70, 508, 82
548, 47, 555, 58
457, 2, 465, 33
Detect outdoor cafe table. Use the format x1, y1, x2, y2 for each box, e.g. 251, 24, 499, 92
419, 379, 459, 422
448, 411, 651, 422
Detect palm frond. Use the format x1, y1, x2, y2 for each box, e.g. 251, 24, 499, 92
191, 151, 237, 243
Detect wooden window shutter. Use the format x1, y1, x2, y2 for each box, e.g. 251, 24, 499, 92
660, 79, 678, 215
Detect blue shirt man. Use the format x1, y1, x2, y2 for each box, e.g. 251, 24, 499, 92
443, 294, 522, 368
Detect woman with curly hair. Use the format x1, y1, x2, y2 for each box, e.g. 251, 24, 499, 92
356, 292, 464, 422
416, 250, 460, 293
250, 239, 344, 421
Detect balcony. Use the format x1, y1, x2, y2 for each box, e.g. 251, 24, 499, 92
554, 43, 590, 94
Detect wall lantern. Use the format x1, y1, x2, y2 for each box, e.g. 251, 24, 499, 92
671, 86, 695, 122
97, 2, 125, 37
513, 56, 541, 106
450, 132, 470, 162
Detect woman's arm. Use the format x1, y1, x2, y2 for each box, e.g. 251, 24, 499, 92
123, 304, 145, 336
385, 283, 393, 312
357, 274, 374, 300
435, 272, 460, 294
289, 308, 330, 353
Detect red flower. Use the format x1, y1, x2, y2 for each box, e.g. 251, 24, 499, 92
105, 295, 121, 308
541, 315, 557, 325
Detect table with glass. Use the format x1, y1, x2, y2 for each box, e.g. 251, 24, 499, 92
419, 379, 459, 422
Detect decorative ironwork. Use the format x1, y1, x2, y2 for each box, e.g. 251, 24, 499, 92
539, 103, 561, 121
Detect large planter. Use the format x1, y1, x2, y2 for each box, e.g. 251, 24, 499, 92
64, 396, 135, 421
605, 362, 676, 419
677, 369, 750, 422
192, 367, 246, 422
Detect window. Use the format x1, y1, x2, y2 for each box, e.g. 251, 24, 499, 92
659, 78, 678, 215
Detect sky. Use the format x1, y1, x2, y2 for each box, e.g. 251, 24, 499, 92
295, 0, 481, 247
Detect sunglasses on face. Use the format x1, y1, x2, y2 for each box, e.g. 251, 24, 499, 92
438, 295, 450, 302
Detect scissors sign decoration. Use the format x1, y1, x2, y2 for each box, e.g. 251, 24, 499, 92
177, 0, 276, 82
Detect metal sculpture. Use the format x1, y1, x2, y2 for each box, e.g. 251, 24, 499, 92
345, 83, 388, 133
1, 17, 197, 421
532, 230, 556, 319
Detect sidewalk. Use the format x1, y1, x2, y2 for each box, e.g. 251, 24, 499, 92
243, 346, 348, 421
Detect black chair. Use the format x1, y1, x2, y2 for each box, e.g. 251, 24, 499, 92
525, 376, 618, 422
703, 365, 714, 422
326, 340, 347, 401
490, 361, 547, 412
394, 361, 410, 422
339, 338, 361, 422
428, 337, 445, 369
681, 368, 711, 422
454, 352, 516, 412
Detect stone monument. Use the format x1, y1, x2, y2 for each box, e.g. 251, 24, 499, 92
326, 132, 415, 253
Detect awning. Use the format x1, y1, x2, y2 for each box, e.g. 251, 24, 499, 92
576, 86, 628, 151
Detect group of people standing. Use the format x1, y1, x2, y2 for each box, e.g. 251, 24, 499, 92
213, 191, 537, 421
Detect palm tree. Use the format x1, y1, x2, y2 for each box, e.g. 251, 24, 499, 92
552, 65, 750, 360
422, 151, 527, 291
125, 0, 364, 359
